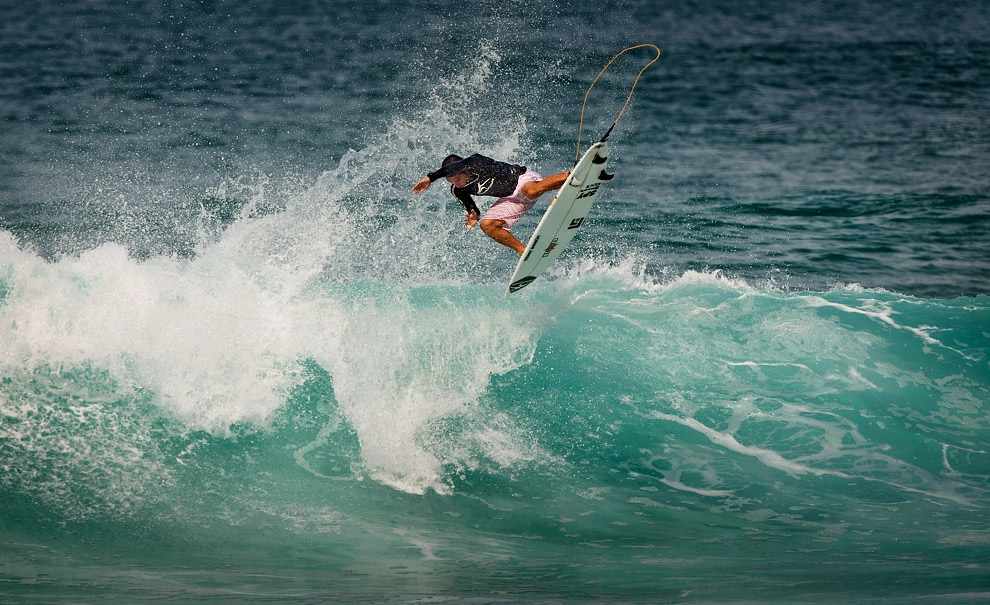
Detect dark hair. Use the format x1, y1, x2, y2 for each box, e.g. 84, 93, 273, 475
441, 154, 463, 167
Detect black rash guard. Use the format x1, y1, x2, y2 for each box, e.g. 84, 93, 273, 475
426, 154, 527, 216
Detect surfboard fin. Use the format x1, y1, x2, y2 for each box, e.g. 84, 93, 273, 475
599, 123, 616, 143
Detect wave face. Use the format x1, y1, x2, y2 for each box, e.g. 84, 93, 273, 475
2, 0, 989, 602
2, 185, 988, 601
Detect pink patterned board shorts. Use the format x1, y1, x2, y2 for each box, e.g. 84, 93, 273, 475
481, 170, 542, 229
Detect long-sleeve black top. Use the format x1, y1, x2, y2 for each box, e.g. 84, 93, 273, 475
427, 154, 527, 215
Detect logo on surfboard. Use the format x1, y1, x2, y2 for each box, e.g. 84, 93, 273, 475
577, 182, 601, 200
541, 238, 559, 258
509, 276, 537, 293
522, 234, 540, 261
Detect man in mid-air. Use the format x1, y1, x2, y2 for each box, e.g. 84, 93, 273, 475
413, 154, 568, 255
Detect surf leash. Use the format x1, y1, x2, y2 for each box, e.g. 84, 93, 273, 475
575, 43, 661, 164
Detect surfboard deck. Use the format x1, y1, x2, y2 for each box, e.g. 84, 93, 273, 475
506, 141, 612, 295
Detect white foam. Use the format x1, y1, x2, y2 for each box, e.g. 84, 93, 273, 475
2, 191, 547, 495
803, 295, 976, 360
0, 364, 174, 517
646, 405, 980, 506
0, 45, 558, 496
314, 292, 543, 494
648, 411, 833, 478
0, 238, 307, 429
659, 480, 734, 498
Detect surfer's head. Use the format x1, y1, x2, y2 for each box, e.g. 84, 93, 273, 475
441, 154, 471, 188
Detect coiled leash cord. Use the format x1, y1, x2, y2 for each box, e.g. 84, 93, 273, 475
575, 43, 662, 164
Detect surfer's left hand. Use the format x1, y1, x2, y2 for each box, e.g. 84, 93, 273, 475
463, 210, 479, 232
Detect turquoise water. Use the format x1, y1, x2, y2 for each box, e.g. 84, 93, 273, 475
2, 0, 989, 602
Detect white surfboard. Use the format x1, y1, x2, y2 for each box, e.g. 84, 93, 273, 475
506, 141, 612, 294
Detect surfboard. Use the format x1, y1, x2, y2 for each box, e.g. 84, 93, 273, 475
506, 141, 612, 295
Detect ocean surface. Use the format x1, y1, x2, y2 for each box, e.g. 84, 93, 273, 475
2, 0, 989, 602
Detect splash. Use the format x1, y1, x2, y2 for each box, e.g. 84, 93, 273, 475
0, 45, 565, 496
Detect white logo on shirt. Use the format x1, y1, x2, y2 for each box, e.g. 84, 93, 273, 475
475, 177, 495, 195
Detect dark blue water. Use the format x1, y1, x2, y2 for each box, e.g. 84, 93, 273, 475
2, 0, 989, 602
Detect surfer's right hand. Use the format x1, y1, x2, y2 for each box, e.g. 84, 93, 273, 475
463, 210, 479, 232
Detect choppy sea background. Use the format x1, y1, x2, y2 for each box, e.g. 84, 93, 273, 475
2, 0, 988, 602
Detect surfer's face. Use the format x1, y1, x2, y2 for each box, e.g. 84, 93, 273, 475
445, 171, 470, 188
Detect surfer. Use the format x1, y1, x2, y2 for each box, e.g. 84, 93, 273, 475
412, 154, 568, 255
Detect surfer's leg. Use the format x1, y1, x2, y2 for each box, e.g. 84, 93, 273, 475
480, 172, 546, 255
480, 219, 526, 255
520, 172, 569, 200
